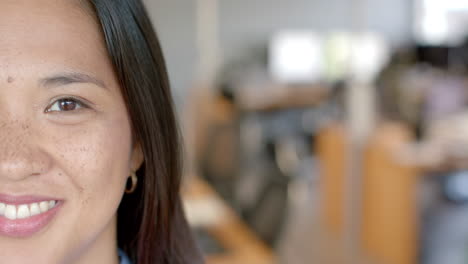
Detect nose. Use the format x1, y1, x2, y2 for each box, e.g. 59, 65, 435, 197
0, 119, 52, 182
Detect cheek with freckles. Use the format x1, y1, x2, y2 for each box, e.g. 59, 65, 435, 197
0, 110, 134, 264
43, 111, 134, 248
53, 114, 132, 199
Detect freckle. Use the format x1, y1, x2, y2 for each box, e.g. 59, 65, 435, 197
7, 76, 14, 83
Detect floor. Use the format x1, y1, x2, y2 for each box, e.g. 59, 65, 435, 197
276, 180, 376, 264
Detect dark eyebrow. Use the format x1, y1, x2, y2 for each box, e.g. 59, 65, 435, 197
40, 72, 108, 90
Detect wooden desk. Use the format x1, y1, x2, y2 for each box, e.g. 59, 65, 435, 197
237, 83, 330, 112
183, 177, 275, 264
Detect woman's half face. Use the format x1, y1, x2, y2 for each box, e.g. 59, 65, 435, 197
0, 0, 143, 263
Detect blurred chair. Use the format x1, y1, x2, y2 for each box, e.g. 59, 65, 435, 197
316, 123, 346, 236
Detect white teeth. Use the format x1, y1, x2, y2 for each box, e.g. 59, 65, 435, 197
0, 203, 5, 216
17, 205, 30, 219
0, 200, 57, 220
5, 205, 16, 220
30, 203, 40, 216
39, 201, 49, 213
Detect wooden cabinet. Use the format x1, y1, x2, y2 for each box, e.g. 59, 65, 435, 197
317, 122, 420, 264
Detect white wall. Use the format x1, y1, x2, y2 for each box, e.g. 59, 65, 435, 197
219, 0, 413, 62
143, 0, 197, 105
143, 0, 413, 99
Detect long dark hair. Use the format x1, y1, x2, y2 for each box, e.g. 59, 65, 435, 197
84, 1, 203, 263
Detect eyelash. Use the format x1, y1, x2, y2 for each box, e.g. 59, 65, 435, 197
45, 97, 90, 113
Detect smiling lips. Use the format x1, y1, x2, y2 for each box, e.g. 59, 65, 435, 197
0, 200, 57, 220
0, 195, 62, 238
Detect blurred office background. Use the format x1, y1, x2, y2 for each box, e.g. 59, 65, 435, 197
144, 0, 468, 263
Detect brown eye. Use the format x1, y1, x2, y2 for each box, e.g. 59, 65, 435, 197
46, 98, 86, 113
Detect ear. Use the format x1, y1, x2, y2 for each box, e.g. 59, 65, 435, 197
130, 141, 144, 172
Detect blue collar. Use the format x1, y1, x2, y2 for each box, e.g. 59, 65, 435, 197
118, 249, 132, 264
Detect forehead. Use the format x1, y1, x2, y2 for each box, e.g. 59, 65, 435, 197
0, 0, 111, 80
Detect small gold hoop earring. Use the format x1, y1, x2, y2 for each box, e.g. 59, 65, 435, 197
125, 171, 138, 194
